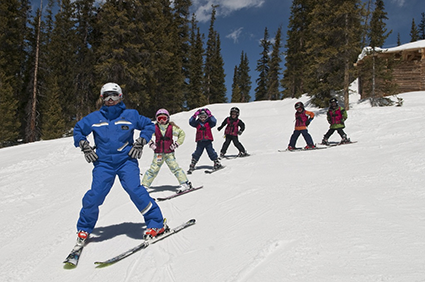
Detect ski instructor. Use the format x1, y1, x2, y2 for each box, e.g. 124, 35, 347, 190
72, 82, 166, 245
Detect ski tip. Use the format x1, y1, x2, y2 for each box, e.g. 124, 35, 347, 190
63, 262, 77, 269
188, 219, 196, 225
94, 261, 113, 268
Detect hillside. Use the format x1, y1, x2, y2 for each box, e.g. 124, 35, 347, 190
1, 88, 425, 282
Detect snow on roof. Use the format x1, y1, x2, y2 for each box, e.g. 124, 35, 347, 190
357, 39, 425, 62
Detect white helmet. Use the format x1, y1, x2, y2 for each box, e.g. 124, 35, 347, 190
100, 82, 123, 99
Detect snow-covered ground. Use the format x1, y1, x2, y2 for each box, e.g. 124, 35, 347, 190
1, 85, 425, 282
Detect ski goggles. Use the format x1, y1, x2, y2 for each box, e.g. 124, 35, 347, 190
157, 115, 168, 122
103, 91, 121, 101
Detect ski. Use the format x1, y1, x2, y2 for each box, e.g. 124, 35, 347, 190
205, 166, 225, 174
94, 219, 196, 267
278, 147, 327, 152
326, 141, 357, 147
156, 186, 203, 201
221, 153, 251, 160
63, 242, 85, 267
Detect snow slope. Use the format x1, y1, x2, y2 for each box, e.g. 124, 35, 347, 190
1, 88, 425, 282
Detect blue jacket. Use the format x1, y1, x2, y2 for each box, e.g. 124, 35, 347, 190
73, 102, 155, 164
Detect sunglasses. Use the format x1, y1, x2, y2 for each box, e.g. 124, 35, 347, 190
103, 91, 121, 101
157, 115, 168, 122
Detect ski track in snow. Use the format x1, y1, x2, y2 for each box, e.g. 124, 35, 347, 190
226, 240, 293, 282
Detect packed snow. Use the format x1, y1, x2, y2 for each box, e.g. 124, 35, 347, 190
1, 83, 425, 281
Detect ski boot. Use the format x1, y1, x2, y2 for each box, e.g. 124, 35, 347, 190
76, 230, 89, 246
176, 181, 193, 193
213, 159, 222, 170
237, 151, 248, 157
187, 158, 197, 174
144, 222, 169, 240
340, 135, 350, 144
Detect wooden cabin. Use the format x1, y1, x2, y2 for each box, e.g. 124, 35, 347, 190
355, 40, 425, 98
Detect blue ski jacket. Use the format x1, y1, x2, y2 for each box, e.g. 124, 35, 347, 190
73, 102, 155, 164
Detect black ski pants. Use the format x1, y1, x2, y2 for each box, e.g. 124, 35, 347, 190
220, 135, 245, 154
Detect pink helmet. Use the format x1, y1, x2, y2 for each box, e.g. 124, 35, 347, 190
156, 108, 170, 123
156, 108, 169, 117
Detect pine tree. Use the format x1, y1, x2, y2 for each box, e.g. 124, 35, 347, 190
281, 0, 313, 99
397, 32, 401, 45
361, 0, 373, 48
0, 72, 21, 146
305, 0, 363, 108
0, 0, 29, 143
410, 18, 420, 42
41, 77, 66, 139
361, 0, 396, 106
368, 0, 391, 47
419, 12, 425, 39
339, 0, 363, 110
267, 26, 282, 100
48, 0, 78, 128
231, 51, 251, 103
173, 0, 191, 109
231, 66, 242, 102
153, 0, 185, 115
25, 6, 43, 142
94, 0, 148, 113
238, 51, 251, 102
204, 5, 227, 104
187, 14, 206, 109
73, 0, 97, 121
255, 27, 270, 101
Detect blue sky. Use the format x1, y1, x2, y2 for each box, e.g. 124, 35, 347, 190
30, 0, 423, 101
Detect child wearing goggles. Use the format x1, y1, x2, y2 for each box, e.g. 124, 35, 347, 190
142, 108, 193, 194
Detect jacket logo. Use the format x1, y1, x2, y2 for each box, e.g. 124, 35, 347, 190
121, 125, 129, 130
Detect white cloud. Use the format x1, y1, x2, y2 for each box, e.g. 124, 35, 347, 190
226, 27, 244, 43
390, 0, 406, 6
192, 0, 265, 22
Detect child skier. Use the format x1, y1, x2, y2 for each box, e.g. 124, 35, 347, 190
142, 109, 193, 193
188, 108, 222, 173
287, 101, 315, 150
321, 98, 350, 145
217, 107, 248, 158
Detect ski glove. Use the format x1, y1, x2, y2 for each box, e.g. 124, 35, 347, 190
79, 140, 98, 163
217, 126, 223, 131
170, 142, 179, 150
193, 109, 201, 118
148, 140, 157, 151
306, 118, 313, 126
204, 108, 212, 117
129, 137, 147, 159
237, 130, 243, 135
